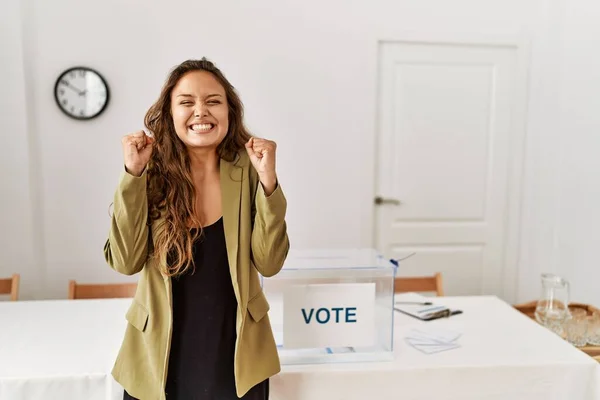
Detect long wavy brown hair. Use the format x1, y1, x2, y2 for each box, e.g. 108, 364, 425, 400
144, 58, 251, 277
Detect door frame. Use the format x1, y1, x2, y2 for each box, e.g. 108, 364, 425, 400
368, 33, 532, 304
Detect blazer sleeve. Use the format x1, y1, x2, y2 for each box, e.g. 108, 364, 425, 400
251, 175, 290, 278
103, 168, 150, 276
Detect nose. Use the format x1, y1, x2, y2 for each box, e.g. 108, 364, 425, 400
194, 103, 208, 117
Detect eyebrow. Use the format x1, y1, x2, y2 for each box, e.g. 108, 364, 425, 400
176, 93, 223, 98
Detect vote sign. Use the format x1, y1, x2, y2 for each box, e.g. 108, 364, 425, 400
283, 283, 376, 349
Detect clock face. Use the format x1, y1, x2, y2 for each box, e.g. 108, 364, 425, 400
54, 67, 109, 120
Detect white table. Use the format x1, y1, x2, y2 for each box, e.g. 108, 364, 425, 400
271, 295, 600, 400
1, 296, 599, 400
0, 299, 127, 400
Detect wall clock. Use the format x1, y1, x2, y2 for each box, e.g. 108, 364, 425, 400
54, 66, 109, 120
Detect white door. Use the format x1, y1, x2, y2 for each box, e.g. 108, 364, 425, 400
374, 40, 524, 298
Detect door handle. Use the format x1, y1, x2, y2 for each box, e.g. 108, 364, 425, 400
374, 196, 401, 206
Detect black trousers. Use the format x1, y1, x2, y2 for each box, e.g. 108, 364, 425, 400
123, 379, 270, 400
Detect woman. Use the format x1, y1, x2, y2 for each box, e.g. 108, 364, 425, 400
104, 58, 290, 400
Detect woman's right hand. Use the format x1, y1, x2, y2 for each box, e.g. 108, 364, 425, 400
122, 130, 155, 177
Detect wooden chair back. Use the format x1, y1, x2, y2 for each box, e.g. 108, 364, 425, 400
395, 272, 444, 296
68, 280, 137, 300
0, 274, 20, 301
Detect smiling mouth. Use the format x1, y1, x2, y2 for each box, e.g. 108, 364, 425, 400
188, 123, 215, 133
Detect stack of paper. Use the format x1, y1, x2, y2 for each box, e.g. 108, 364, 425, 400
395, 302, 451, 320
404, 327, 462, 354
394, 292, 453, 321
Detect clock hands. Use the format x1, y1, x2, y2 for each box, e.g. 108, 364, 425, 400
62, 81, 86, 96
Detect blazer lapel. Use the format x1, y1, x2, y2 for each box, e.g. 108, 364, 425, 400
220, 155, 242, 305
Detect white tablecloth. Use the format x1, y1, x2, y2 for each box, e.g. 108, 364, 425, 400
1, 295, 599, 400
271, 295, 600, 400
0, 299, 127, 400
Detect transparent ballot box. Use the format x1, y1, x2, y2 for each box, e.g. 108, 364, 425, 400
262, 248, 397, 365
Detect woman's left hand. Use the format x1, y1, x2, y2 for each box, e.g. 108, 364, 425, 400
245, 137, 278, 195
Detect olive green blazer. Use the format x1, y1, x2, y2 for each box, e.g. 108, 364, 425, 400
104, 151, 290, 400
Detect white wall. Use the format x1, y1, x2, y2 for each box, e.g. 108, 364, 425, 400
2, 0, 598, 304
517, 0, 600, 307
541, 0, 600, 306
0, 0, 40, 299
516, 0, 565, 304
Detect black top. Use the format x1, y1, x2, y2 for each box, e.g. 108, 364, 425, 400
163, 217, 269, 400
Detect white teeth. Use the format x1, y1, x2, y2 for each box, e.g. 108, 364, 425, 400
190, 123, 213, 132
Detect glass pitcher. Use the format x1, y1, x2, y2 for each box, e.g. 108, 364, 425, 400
534, 273, 570, 333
